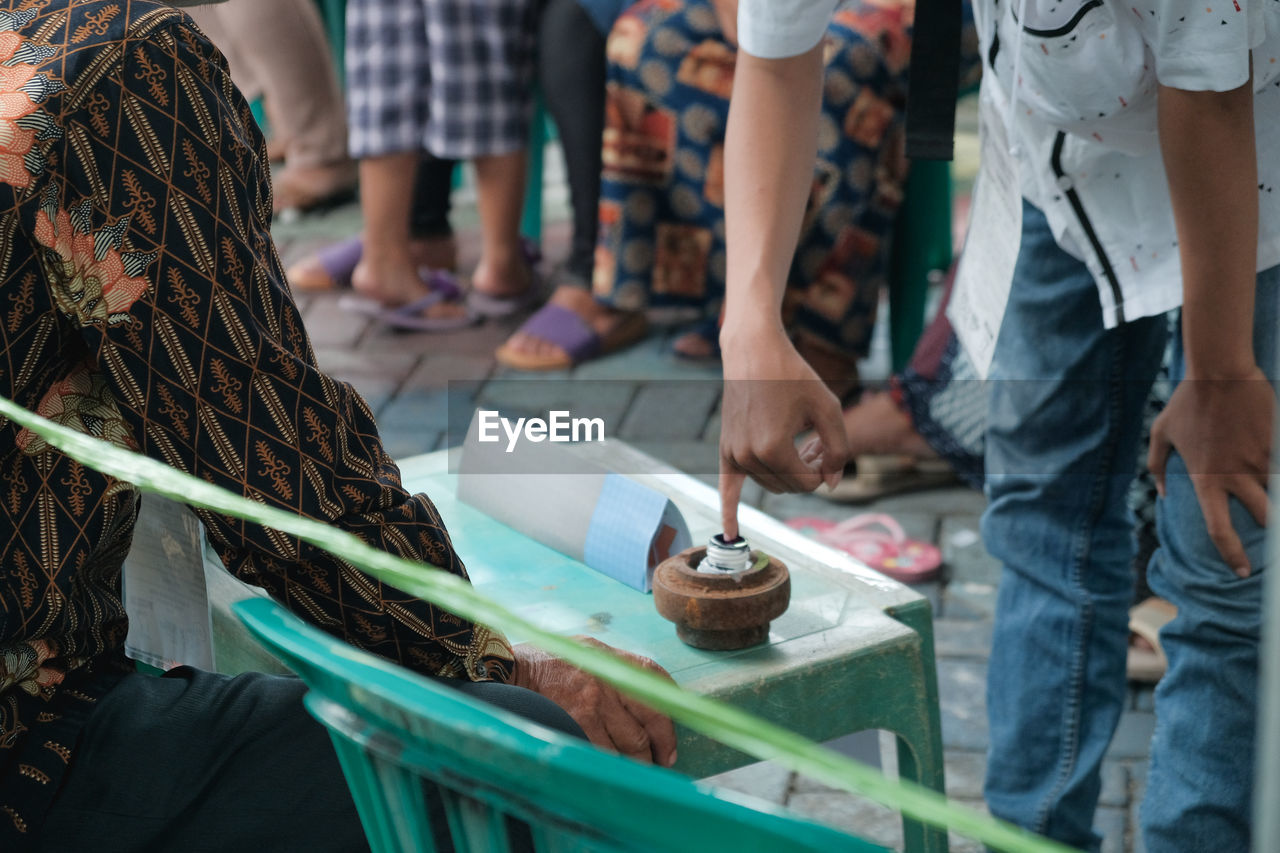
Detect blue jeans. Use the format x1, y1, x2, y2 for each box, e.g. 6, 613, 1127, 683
981, 202, 1277, 851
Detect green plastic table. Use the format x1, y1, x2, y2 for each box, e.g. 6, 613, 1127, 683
411, 443, 946, 852
209, 440, 947, 852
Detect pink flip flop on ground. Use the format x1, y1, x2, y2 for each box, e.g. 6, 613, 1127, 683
786, 513, 944, 584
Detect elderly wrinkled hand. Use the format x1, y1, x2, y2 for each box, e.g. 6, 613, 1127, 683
512, 640, 678, 767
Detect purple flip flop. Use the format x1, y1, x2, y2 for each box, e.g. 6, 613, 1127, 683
338, 270, 478, 332
287, 236, 364, 293
494, 301, 649, 370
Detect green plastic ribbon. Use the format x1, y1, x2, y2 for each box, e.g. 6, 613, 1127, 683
0, 394, 1075, 853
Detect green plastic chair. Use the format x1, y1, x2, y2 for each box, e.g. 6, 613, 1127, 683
234, 597, 889, 853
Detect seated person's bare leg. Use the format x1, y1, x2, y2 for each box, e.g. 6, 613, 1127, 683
840, 390, 936, 458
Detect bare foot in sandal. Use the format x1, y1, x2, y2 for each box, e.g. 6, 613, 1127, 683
497, 286, 647, 370
351, 246, 469, 323
841, 391, 936, 458
408, 233, 459, 273
472, 243, 534, 301
287, 233, 458, 294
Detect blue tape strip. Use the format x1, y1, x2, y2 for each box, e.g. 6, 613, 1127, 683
582, 473, 669, 592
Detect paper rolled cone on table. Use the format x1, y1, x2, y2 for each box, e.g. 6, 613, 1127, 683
457, 411, 691, 592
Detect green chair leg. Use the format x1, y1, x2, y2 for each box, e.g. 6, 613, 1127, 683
888, 159, 954, 373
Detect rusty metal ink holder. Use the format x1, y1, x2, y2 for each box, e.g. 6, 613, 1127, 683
652, 539, 791, 651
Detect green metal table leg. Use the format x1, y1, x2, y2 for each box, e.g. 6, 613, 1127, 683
889, 598, 950, 853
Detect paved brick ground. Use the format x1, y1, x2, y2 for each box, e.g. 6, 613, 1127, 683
269, 125, 1154, 849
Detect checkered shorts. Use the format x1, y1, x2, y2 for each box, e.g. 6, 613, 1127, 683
346, 0, 537, 160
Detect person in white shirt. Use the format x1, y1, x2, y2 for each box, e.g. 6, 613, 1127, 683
716, 0, 1277, 849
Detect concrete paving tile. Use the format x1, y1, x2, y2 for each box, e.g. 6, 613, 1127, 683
858, 487, 987, 519
422, 319, 523, 357
270, 201, 363, 257
702, 409, 721, 442
1129, 792, 1147, 853
685, 469, 766, 509
312, 347, 418, 415
378, 387, 477, 437
1128, 758, 1147, 790
617, 381, 720, 441
948, 799, 993, 853
379, 429, 442, 461
825, 729, 884, 768
312, 346, 419, 381
1097, 805, 1128, 853
1131, 685, 1155, 713
572, 333, 721, 381
627, 440, 719, 479
760, 492, 939, 543
475, 379, 636, 435
939, 580, 999, 621
299, 294, 373, 349
939, 660, 988, 751
948, 827, 989, 853
702, 760, 792, 804
939, 515, 1002, 586
1105, 711, 1156, 760
401, 352, 495, 388
933, 618, 994, 660
790, 731, 881, 796
785, 791, 903, 849
789, 772, 833, 795
1099, 761, 1130, 808
943, 750, 987, 799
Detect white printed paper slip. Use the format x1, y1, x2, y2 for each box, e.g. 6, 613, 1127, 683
949, 92, 1021, 379
122, 494, 214, 671
457, 411, 691, 592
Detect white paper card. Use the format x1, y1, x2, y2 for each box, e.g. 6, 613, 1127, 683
949, 94, 1022, 379
122, 494, 214, 670
457, 412, 690, 591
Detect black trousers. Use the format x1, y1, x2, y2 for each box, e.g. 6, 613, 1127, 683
538, 0, 607, 280
410, 153, 456, 239
37, 667, 583, 852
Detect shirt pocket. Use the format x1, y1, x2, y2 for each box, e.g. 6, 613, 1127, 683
996, 0, 1159, 152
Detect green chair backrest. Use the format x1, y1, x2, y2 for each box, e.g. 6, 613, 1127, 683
234, 597, 887, 853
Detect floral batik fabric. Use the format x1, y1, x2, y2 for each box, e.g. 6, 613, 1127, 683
595, 0, 978, 362
595, 0, 914, 360
0, 2, 513, 845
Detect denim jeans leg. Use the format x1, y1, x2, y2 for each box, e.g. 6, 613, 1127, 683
981, 202, 1167, 849
1140, 267, 1279, 852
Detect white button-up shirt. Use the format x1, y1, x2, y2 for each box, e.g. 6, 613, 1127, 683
740, 0, 1280, 327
